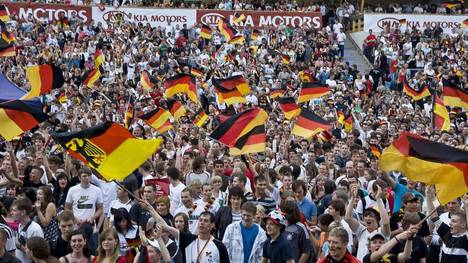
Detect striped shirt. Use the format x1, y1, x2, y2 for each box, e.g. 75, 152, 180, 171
0, 222, 16, 252
432, 216, 468, 263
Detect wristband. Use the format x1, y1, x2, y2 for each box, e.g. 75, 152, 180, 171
394, 237, 400, 242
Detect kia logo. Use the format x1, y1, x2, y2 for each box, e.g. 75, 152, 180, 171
102, 10, 130, 23
200, 13, 225, 26
377, 17, 400, 29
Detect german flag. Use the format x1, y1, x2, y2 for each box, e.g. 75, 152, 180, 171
124, 102, 134, 128
200, 24, 212, 40
229, 125, 265, 155
441, 3, 461, 8
58, 93, 67, 104
270, 89, 286, 99
190, 67, 203, 79
298, 83, 330, 103
344, 115, 353, 132
139, 108, 173, 133
370, 145, 381, 159
298, 70, 315, 82
210, 107, 268, 147
218, 17, 237, 42
21, 64, 65, 100
0, 99, 49, 141
193, 109, 209, 127
336, 111, 345, 124
229, 35, 245, 45
443, 81, 468, 109
214, 85, 246, 105
94, 48, 105, 69
433, 95, 451, 131
51, 122, 163, 181
316, 130, 332, 143
164, 73, 198, 103
233, 12, 246, 24
403, 82, 431, 101
281, 54, 290, 64
166, 100, 186, 121
251, 29, 260, 41
140, 71, 156, 91
213, 75, 250, 95
0, 44, 14, 57
1, 31, 15, 44
462, 18, 468, 29
379, 132, 468, 205
278, 97, 301, 120
291, 108, 331, 139
82, 67, 102, 88
0, 5, 8, 22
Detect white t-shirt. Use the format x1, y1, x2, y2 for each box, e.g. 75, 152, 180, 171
17, 220, 44, 263
170, 182, 186, 216
65, 184, 103, 222
91, 175, 118, 216
355, 224, 389, 260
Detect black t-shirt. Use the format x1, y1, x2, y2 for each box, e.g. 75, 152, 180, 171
389, 235, 428, 263
0, 252, 21, 263
51, 235, 70, 259
129, 203, 152, 231
363, 253, 398, 263
262, 234, 295, 263
390, 211, 430, 237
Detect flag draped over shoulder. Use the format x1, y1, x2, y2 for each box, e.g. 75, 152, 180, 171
210, 107, 268, 147
443, 81, 468, 109
292, 108, 331, 138
298, 83, 330, 103
229, 125, 266, 155
379, 133, 468, 205
0, 99, 49, 141
432, 95, 451, 131
51, 122, 163, 181
139, 108, 173, 133
278, 97, 301, 120
164, 73, 198, 103
403, 82, 431, 101
22, 64, 64, 99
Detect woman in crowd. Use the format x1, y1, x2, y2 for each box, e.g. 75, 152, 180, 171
173, 212, 189, 234
34, 186, 59, 243
59, 230, 91, 263
113, 208, 138, 256
92, 228, 127, 263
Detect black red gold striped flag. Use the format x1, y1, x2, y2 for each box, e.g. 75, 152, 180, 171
298, 83, 330, 103
379, 132, 468, 204
0, 44, 14, 57
269, 89, 286, 99
370, 144, 381, 158
51, 122, 163, 181
140, 71, 156, 91
281, 54, 290, 64
433, 94, 451, 131
213, 76, 250, 105
1, 31, 15, 44
166, 99, 186, 121
190, 67, 203, 79
139, 108, 173, 133
229, 35, 245, 45
94, 48, 105, 69
0, 5, 8, 22
278, 97, 301, 120
316, 130, 332, 143
200, 24, 212, 40
463, 18, 468, 29
213, 75, 250, 94
229, 125, 265, 155
251, 29, 260, 41
291, 108, 331, 138
233, 12, 246, 24
0, 99, 49, 141
124, 100, 134, 128
298, 70, 315, 82
338, 111, 353, 133
82, 67, 102, 88
403, 82, 431, 101
443, 80, 468, 109
22, 64, 64, 100
210, 107, 268, 147
218, 17, 237, 41
164, 73, 198, 103
193, 109, 209, 127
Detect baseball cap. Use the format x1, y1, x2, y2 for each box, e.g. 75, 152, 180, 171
147, 239, 161, 251
264, 210, 286, 226
368, 231, 385, 241
402, 192, 419, 203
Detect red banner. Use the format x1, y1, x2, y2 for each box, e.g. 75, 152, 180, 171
1, 2, 92, 23
197, 10, 322, 29
145, 178, 170, 198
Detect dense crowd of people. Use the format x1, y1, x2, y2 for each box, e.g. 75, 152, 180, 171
0, 1, 467, 263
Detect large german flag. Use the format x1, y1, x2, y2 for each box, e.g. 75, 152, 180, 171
403, 82, 431, 101
278, 97, 301, 120
210, 107, 268, 147
213, 83, 246, 105
51, 122, 163, 181
164, 73, 198, 103
193, 109, 209, 128
443, 81, 468, 109
166, 99, 186, 121
0, 5, 8, 22
379, 132, 468, 205
94, 48, 105, 69
140, 71, 156, 91
139, 108, 173, 133
82, 67, 102, 88
0, 99, 49, 141
213, 75, 250, 95
229, 125, 265, 155
200, 24, 212, 40
0, 44, 14, 57
433, 95, 451, 131
298, 83, 330, 103
291, 108, 331, 138
21, 64, 64, 100
270, 89, 286, 99
218, 17, 237, 41
370, 145, 381, 159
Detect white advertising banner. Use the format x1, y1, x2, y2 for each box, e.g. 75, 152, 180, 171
92, 7, 197, 28
364, 14, 467, 33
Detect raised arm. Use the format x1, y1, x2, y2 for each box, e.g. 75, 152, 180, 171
370, 230, 412, 263
145, 200, 179, 240
345, 184, 360, 232
376, 185, 391, 237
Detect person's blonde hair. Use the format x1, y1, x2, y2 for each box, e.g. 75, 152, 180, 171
96, 228, 120, 263
210, 175, 222, 184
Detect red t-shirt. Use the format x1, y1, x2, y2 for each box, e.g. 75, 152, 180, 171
366, 34, 377, 47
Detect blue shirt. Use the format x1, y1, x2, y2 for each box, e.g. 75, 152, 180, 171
393, 182, 424, 212
241, 223, 259, 263
297, 198, 317, 221
262, 234, 295, 263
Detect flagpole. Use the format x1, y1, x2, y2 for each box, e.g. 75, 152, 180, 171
416, 206, 439, 228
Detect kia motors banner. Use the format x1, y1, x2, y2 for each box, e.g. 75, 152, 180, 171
1, 2, 92, 23
197, 10, 322, 29
364, 14, 467, 33
92, 6, 197, 28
